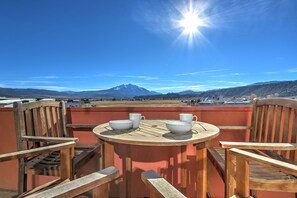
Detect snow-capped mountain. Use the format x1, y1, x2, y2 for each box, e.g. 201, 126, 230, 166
101, 84, 159, 98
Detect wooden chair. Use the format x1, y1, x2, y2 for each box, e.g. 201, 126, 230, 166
141, 170, 186, 198
208, 98, 297, 197
13, 100, 101, 194
0, 141, 119, 197
227, 148, 297, 198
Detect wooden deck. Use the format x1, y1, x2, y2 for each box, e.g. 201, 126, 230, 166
0, 189, 17, 198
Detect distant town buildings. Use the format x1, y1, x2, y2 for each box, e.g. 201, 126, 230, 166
0, 95, 296, 108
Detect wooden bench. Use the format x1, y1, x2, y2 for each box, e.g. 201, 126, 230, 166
208, 98, 297, 197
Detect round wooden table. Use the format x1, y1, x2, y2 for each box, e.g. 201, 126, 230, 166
93, 120, 220, 197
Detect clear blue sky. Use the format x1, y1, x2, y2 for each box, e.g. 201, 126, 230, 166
0, 0, 296, 93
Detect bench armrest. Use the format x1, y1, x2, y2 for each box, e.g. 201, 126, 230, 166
26, 166, 120, 198
220, 141, 297, 150
229, 148, 297, 176
23, 136, 79, 143
0, 141, 76, 162
141, 170, 186, 198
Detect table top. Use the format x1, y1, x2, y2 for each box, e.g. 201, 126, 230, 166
93, 120, 220, 146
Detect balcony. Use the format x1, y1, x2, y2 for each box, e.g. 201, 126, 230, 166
0, 106, 294, 198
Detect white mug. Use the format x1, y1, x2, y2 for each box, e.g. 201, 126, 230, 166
179, 113, 197, 123
129, 113, 145, 128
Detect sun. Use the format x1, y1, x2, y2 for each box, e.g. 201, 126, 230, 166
173, 1, 211, 46
179, 11, 205, 35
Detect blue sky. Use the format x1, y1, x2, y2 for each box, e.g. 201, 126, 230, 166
0, 0, 296, 93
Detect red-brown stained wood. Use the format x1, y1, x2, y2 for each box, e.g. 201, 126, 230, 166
125, 145, 132, 198
290, 109, 297, 163
274, 106, 283, 143
267, 105, 276, 143
261, 105, 269, 143
250, 99, 258, 142
282, 107, 291, 142
282, 107, 292, 157
255, 106, 263, 142
181, 145, 187, 195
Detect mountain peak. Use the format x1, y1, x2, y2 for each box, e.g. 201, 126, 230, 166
115, 83, 139, 88
105, 84, 158, 98
111, 84, 143, 91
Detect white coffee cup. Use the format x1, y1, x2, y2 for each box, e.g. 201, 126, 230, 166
129, 113, 145, 128
179, 113, 197, 123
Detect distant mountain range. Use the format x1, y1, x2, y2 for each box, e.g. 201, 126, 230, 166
0, 84, 159, 99
77, 84, 159, 98
136, 80, 297, 99
196, 80, 297, 98
0, 80, 297, 99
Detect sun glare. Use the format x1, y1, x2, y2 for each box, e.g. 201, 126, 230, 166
173, 1, 211, 46
179, 12, 204, 35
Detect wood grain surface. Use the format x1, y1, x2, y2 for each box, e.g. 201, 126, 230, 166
93, 120, 220, 146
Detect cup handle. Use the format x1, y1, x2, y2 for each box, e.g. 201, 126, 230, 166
141, 116, 146, 120
193, 115, 198, 122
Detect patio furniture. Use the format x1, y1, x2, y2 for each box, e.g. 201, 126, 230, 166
141, 170, 186, 198
208, 98, 297, 197
227, 148, 297, 198
0, 141, 119, 197
13, 101, 101, 194
93, 119, 220, 197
